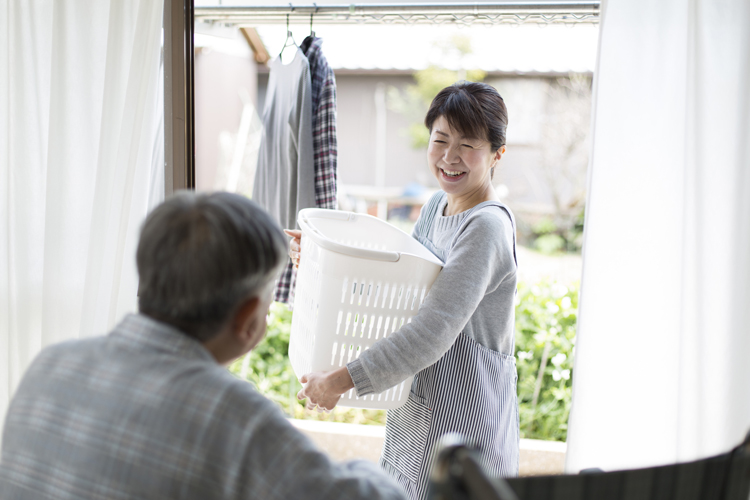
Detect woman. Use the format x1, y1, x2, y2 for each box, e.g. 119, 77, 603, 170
289, 81, 519, 499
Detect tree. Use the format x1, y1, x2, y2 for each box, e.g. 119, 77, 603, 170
388, 34, 486, 149
533, 73, 592, 253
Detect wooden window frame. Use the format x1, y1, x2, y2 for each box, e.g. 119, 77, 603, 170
163, 0, 195, 194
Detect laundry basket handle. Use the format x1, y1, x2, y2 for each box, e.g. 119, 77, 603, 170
297, 209, 401, 263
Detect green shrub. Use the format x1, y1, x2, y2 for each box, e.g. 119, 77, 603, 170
228, 303, 387, 425
533, 233, 567, 254
515, 281, 577, 442
228, 303, 297, 411
231, 281, 578, 441
528, 212, 585, 255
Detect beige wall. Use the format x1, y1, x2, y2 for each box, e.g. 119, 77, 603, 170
254, 70, 590, 223
335, 74, 430, 188
195, 49, 258, 192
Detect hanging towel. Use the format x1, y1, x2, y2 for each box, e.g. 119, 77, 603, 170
276, 36, 338, 305
253, 48, 316, 234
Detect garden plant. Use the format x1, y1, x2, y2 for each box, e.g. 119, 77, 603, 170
230, 280, 578, 442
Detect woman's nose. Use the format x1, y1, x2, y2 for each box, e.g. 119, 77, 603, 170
443, 147, 460, 164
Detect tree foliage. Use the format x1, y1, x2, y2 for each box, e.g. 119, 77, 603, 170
387, 34, 487, 149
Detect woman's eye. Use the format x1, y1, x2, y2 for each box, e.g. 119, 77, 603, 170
433, 140, 446, 144
462, 144, 474, 149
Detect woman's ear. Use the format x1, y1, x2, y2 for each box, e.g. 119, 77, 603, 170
491, 146, 505, 170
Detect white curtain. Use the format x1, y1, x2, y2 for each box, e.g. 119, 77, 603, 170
0, 0, 164, 434
567, 0, 750, 472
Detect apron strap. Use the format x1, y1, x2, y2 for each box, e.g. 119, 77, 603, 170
448, 201, 518, 354
449, 201, 517, 267
414, 191, 445, 240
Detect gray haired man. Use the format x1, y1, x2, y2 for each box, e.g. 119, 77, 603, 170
0, 192, 406, 500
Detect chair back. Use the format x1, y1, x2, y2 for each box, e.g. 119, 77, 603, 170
429, 432, 750, 500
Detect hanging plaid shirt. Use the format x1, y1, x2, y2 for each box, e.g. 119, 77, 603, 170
275, 36, 338, 305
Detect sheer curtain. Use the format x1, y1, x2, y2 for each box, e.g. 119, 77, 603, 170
566, 0, 750, 472
0, 0, 164, 433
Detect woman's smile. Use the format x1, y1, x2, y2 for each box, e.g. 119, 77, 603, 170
439, 168, 467, 181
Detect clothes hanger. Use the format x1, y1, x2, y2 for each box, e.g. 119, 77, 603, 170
279, 13, 298, 61
299, 8, 317, 56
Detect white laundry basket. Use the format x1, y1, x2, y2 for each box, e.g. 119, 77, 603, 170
289, 208, 443, 410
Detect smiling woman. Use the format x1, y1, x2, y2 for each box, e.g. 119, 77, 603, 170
425, 82, 509, 215
294, 82, 520, 499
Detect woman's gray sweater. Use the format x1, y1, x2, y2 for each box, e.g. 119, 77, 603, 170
347, 194, 517, 396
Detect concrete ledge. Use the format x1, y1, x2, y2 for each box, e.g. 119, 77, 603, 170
289, 419, 566, 476
290, 419, 386, 462
518, 438, 566, 476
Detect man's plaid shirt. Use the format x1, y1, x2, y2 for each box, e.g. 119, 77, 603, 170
275, 36, 338, 305
0, 314, 404, 500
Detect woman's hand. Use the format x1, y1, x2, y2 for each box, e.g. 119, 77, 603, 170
297, 367, 355, 412
283, 229, 302, 268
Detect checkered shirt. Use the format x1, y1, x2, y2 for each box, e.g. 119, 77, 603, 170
0, 314, 405, 500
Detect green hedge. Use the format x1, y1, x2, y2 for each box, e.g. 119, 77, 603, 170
514, 281, 577, 442
228, 303, 388, 426
229, 280, 577, 441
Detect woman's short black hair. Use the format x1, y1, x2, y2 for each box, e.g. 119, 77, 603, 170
425, 81, 508, 152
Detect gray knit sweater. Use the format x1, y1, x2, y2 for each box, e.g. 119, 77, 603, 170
347, 194, 517, 396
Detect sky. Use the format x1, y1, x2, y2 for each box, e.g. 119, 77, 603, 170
194, 3, 599, 74
194, 23, 600, 73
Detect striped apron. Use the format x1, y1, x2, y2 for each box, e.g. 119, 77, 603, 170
379, 194, 520, 500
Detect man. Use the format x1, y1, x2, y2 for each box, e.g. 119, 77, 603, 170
0, 192, 406, 500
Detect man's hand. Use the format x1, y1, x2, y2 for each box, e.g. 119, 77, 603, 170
297, 367, 355, 412
283, 229, 302, 268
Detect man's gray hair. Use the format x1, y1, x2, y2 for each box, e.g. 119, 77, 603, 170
136, 192, 287, 341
